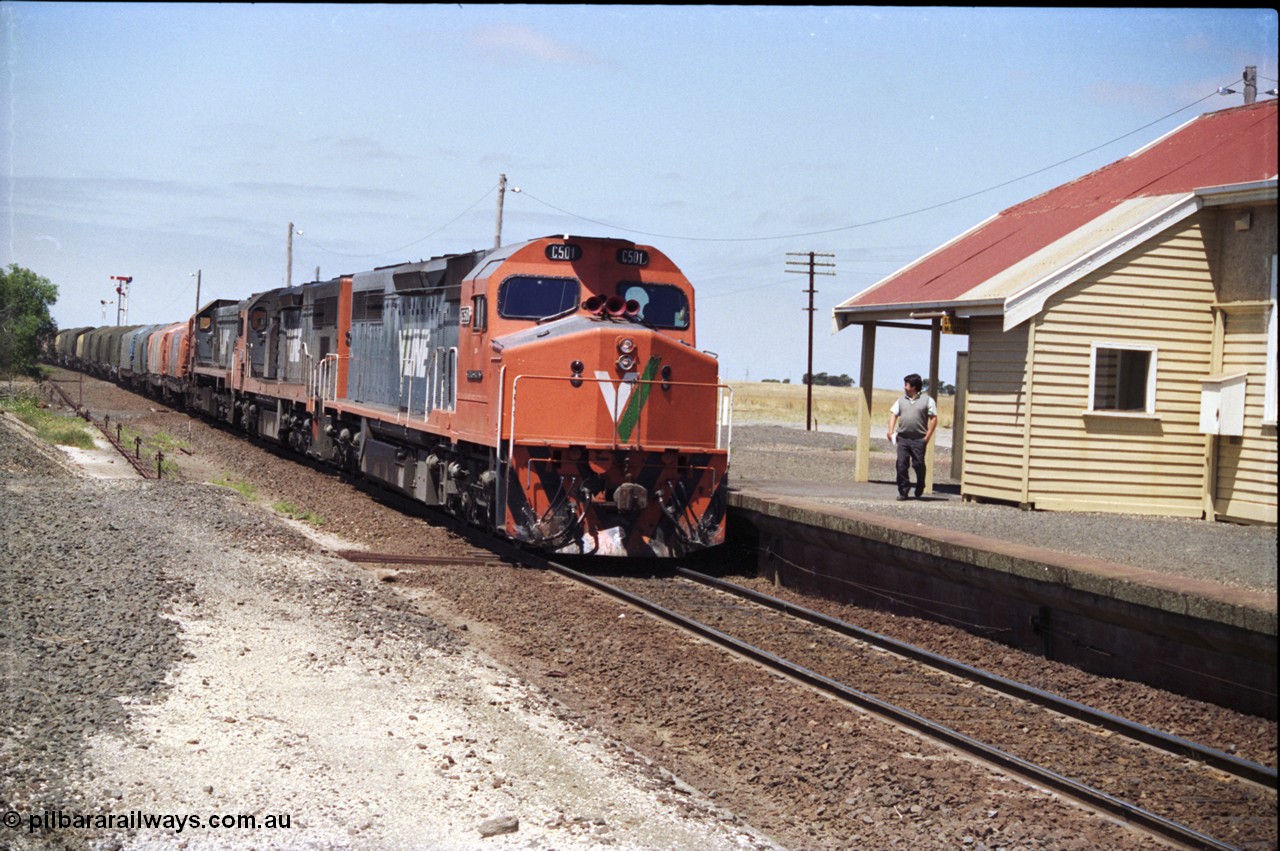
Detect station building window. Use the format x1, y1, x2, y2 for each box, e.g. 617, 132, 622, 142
1089, 342, 1157, 414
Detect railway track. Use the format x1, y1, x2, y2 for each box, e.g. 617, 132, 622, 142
522, 560, 1277, 851
41, 365, 1278, 848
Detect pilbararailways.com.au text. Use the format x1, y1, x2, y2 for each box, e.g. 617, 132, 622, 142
5, 808, 293, 834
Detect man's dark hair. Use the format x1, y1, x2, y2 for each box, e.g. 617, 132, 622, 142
904, 373, 923, 391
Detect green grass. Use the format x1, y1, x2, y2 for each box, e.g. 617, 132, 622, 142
0, 392, 96, 449
117, 425, 188, 477
273, 499, 324, 526
211, 475, 259, 501
211, 476, 322, 525
147, 430, 190, 454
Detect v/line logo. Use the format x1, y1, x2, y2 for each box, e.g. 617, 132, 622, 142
595, 356, 661, 441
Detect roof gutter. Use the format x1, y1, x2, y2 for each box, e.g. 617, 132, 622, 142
832, 297, 1004, 331
1195, 178, 1278, 206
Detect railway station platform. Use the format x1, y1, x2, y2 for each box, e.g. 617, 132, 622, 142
720, 475, 1276, 718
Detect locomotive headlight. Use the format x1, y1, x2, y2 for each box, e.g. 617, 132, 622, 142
661, 364, 673, 391
616, 353, 637, 372
570, 359, 584, 388
617, 338, 636, 355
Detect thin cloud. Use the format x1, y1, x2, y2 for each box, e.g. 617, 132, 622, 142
468, 24, 599, 65
328, 136, 407, 162
228, 181, 415, 204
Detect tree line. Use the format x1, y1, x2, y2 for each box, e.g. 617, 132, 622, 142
764, 372, 957, 395
762, 373, 856, 387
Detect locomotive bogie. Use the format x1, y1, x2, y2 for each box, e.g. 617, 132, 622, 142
507, 443, 725, 557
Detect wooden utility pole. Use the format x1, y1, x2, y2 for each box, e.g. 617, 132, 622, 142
786, 251, 835, 430
1244, 66, 1257, 104
286, 222, 295, 287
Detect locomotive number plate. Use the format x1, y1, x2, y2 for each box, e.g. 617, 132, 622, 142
617, 248, 649, 266
546, 243, 582, 261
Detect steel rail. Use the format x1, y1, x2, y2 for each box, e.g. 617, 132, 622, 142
679, 568, 1278, 792
542, 559, 1238, 851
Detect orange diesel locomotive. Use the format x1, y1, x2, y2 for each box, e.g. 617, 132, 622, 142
156, 235, 729, 557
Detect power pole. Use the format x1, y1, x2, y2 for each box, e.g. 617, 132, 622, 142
191, 269, 201, 314
494, 173, 507, 250
1244, 66, 1257, 104
286, 222, 295, 287
786, 251, 835, 430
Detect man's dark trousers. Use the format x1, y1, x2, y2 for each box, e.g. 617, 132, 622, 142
896, 437, 926, 498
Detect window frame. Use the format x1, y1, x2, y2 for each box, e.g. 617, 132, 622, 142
1086, 341, 1159, 417
496, 275, 580, 321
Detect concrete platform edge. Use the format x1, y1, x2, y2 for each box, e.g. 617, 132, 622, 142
728, 489, 1277, 638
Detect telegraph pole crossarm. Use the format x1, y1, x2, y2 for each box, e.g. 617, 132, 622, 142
786, 251, 835, 430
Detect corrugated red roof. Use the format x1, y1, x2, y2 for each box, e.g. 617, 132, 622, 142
839, 100, 1278, 311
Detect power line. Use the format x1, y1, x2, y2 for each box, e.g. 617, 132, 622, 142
512, 87, 1231, 244
297, 181, 500, 260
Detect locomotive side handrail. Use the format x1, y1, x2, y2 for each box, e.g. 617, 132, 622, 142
313, 353, 340, 403
495, 365, 508, 530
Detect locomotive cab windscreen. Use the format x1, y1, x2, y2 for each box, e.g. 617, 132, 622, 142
497, 276, 580, 320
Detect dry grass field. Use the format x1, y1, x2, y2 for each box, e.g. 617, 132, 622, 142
728, 381, 954, 430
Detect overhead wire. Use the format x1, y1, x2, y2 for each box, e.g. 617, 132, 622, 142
296, 182, 499, 260
510, 86, 1236, 244
269, 80, 1259, 271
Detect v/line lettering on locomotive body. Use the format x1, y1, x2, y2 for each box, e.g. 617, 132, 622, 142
50, 236, 731, 558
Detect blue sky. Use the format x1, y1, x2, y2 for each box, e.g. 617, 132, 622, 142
3, 4, 1277, 388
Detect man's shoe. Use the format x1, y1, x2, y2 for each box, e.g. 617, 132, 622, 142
896, 495, 908, 501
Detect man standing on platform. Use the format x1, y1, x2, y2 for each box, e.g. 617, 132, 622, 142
887, 373, 937, 501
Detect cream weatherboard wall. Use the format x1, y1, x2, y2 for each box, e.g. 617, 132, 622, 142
960, 218, 1218, 516
1025, 219, 1217, 517
959, 211, 1277, 523
957, 318, 1030, 505
1215, 303, 1278, 523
